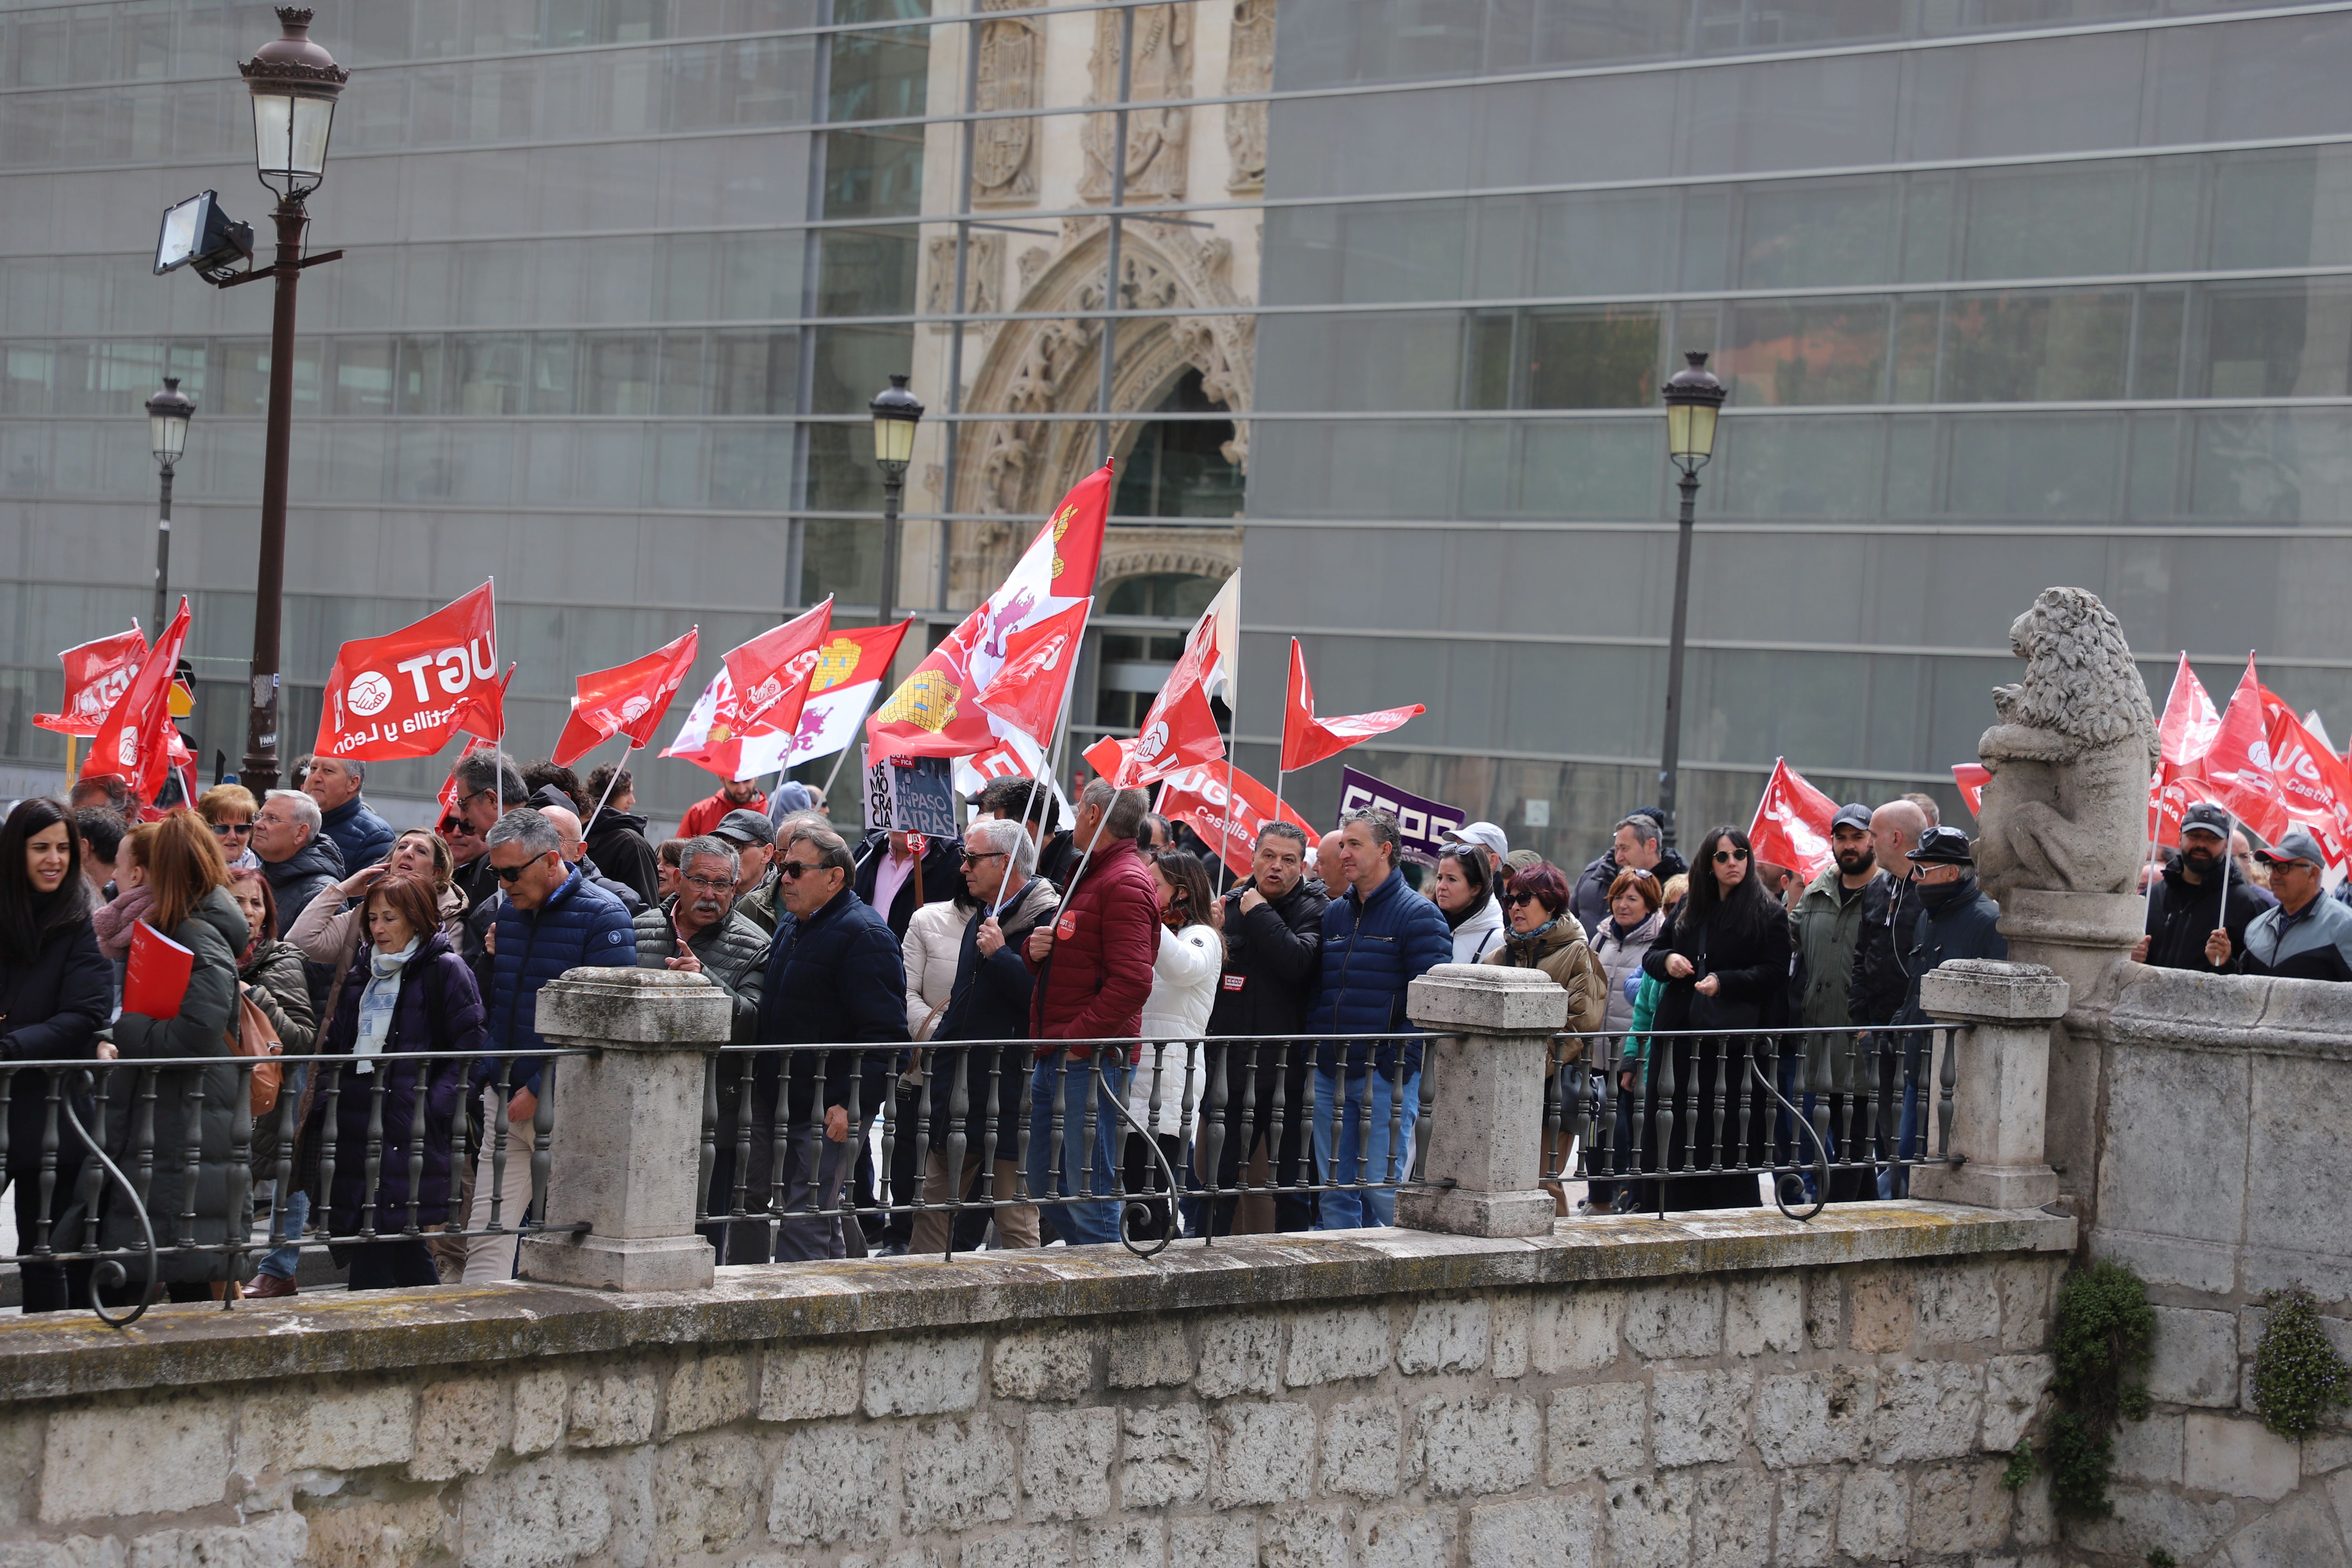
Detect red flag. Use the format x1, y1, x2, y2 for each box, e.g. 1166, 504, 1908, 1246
1083, 734, 1135, 786
1279, 639, 1423, 772
1951, 764, 1990, 818
81, 599, 190, 804
314, 583, 502, 763
868, 464, 1112, 761
2146, 653, 2224, 845
973, 600, 1090, 747
552, 628, 700, 767
35, 626, 149, 736
2265, 704, 2352, 877
436, 737, 498, 819
1746, 758, 1839, 880
790, 620, 916, 764
1156, 761, 1319, 880
724, 599, 832, 737
2199, 656, 2290, 843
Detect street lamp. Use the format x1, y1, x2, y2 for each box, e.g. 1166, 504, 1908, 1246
146, 377, 194, 634
869, 374, 925, 643
1655, 350, 1726, 853
232, 6, 346, 794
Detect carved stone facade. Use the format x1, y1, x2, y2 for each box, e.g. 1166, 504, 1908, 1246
971, 0, 1040, 206
924, 232, 1004, 329
1079, 5, 1194, 207
1225, 0, 1274, 193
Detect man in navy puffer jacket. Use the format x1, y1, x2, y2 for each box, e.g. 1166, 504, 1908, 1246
466, 808, 637, 1280
1308, 808, 1453, 1230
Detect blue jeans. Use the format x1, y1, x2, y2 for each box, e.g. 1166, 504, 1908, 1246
255, 1188, 309, 1280
1026, 1055, 1132, 1247
1311, 1065, 1421, 1230
1876, 1036, 1924, 1199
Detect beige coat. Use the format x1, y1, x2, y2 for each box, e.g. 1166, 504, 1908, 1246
902, 897, 974, 1042
1484, 915, 1609, 1062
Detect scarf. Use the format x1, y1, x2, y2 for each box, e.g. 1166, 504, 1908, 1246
92, 884, 156, 961
352, 937, 421, 1074
1505, 912, 1566, 954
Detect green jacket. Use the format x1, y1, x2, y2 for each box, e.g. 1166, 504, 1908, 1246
1788, 866, 1876, 1094
1621, 974, 1662, 1076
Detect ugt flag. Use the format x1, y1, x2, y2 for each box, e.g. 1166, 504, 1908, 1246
315, 583, 504, 762
2148, 652, 2223, 846
789, 619, 916, 766
2265, 703, 2352, 882
1156, 761, 1318, 880
2198, 656, 2290, 844
973, 600, 1092, 748
1746, 757, 1838, 881
1279, 639, 1423, 772
80, 598, 189, 804
867, 464, 1110, 761
35, 626, 148, 736
551, 628, 700, 767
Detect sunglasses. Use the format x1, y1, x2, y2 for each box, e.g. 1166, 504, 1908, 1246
209, 821, 252, 836
492, 851, 554, 883
1504, 891, 1542, 908
777, 859, 824, 879
962, 850, 1007, 867
1713, 847, 1750, 864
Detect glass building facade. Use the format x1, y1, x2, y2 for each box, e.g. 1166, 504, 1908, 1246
2, 0, 2349, 849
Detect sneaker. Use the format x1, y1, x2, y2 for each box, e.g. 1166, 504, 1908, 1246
245, 1272, 298, 1300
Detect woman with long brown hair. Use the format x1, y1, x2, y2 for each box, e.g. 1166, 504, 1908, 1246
75, 810, 250, 1301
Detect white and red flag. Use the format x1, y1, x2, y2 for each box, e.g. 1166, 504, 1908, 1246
80, 599, 190, 804
1279, 639, 1423, 772
1155, 761, 1318, 880
789, 620, 916, 765
972, 600, 1091, 748
314, 583, 504, 763
663, 601, 833, 783
867, 464, 1110, 761
35, 626, 148, 736
551, 628, 700, 768
1746, 757, 1839, 881
2198, 656, 2290, 844
2147, 653, 2223, 845
1951, 764, 1991, 818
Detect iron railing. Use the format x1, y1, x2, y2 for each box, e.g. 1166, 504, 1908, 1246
0, 1049, 583, 1326
694, 1034, 1448, 1262
1546, 1023, 1960, 1221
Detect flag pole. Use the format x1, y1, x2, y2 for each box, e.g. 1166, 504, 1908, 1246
584, 735, 634, 835
1213, 680, 1240, 896
988, 629, 1087, 921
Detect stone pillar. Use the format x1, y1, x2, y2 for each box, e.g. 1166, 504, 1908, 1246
517, 969, 731, 1292
1991, 889, 2143, 1218
1908, 958, 2067, 1211
1397, 962, 1569, 1239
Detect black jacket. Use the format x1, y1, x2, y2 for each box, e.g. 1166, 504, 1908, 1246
852, 831, 964, 940
1038, 830, 1079, 891
0, 911, 112, 1174
1874, 875, 2007, 1029
2143, 859, 2267, 974
1847, 873, 1924, 1029
1207, 876, 1329, 1038
753, 886, 909, 1122
585, 811, 662, 908
925, 876, 1060, 1152
263, 832, 345, 935
1642, 888, 1791, 1035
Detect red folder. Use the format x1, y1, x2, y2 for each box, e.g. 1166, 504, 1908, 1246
123, 922, 194, 1018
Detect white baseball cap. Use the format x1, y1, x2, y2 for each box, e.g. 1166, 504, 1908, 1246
1443, 821, 1509, 860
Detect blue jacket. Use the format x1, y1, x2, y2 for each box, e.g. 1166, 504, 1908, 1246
754, 885, 910, 1122
320, 796, 397, 874
1308, 868, 1455, 1080
484, 866, 637, 1093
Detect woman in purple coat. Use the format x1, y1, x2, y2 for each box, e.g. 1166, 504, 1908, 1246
308, 872, 482, 1291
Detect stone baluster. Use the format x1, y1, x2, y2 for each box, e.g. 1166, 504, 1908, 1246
1908, 958, 2067, 1211
518, 969, 732, 1292
1397, 962, 1570, 1238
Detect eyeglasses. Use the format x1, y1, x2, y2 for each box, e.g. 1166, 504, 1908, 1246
492, 851, 554, 883
962, 850, 1007, 867
1503, 891, 1542, 908
1713, 847, 1750, 864
777, 859, 823, 879
681, 873, 734, 893
209, 821, 251, 837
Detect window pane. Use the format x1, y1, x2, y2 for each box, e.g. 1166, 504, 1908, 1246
530, 335, 577, 415
1526, 308, 1661, 409
816, 228, 919, 318
331, 337, 397, 416
1533, 190, 1675, 299
1517, 421, 1660, 519
1720, 299, 1886, 407
396, 337, 447, 416
721, 232, 805, 321
1947, 415, 2120, 519
2197, 281, 2352, 400
658, 331, 711, 416
583, 334, 660, 415
711, 330, 799, 415
1735, 178, 1898, 291
810, 324, 914, 415
453, 334, 530, 416
1940, 290, 2131, 403
1961, 163, 2139, 281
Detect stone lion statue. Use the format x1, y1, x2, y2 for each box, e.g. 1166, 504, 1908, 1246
1973, 587, 2160, 903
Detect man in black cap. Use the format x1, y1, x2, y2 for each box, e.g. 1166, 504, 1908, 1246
2135, 802, 2268, 974
1873, 825, 2005, 1197
715, 809, 783, 933
1786, 803, 1880, 1200
2208, 826, 2352, 980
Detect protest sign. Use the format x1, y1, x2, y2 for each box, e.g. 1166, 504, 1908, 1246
1337, 766, 1463, 867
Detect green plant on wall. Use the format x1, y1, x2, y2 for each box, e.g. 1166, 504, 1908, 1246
2043, 1259, 2155, 1517
2251, 1285, 2350, 1439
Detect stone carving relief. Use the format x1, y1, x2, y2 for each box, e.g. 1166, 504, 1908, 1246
1225, 0, 1273, 193
1080, 5, 1193, 205
923, 233, 1004, 329
1973, 586, 2162, 904
972, 0, 1040, 205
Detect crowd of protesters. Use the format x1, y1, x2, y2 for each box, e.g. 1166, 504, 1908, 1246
3, 742, 2346, 1318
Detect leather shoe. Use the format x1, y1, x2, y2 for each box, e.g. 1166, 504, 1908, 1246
244, 1272, 298, 1300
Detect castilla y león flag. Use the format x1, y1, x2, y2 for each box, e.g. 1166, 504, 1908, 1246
36, 626, 148, 736
551, 628, 700, 768
315, 583, 504, 762
787, 619, 916, 766
867, 464, 1110, 761
80, 599, 189, 804
663, 600, 834, 782
1279, 639, 1424, 772
1746, 757, 1839, 880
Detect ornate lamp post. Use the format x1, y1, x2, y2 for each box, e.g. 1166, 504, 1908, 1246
234, 6, 346, 793
869, 373, 925, 650
146, 377, 194, 634
1656, 350, 1726, 853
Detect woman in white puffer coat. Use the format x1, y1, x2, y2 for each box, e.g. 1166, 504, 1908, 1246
1125, 850, 1221, 1240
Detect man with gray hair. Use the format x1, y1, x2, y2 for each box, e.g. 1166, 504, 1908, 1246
634, 835, 767, 1037
1019, 778, 1159, 1246
251, 787, 344, 936
912, 815, 1059, 1254
303, 755, 394, 873
451, 752, 530, 912
468, 806, 638, 1280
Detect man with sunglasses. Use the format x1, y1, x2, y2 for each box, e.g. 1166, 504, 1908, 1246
450, 752, 531, 915
468, 807, 639, 1281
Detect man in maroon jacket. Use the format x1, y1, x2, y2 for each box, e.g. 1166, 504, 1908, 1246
1021, 778, 1158, 1245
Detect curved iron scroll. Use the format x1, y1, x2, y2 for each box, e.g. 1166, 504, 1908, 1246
1743, 1043, 1829, 1223
61, 1075, 158, 1328
1095, 1059, 1179, 1260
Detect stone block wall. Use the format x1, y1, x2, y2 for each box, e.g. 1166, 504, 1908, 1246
0, 1208, 2069, 1568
